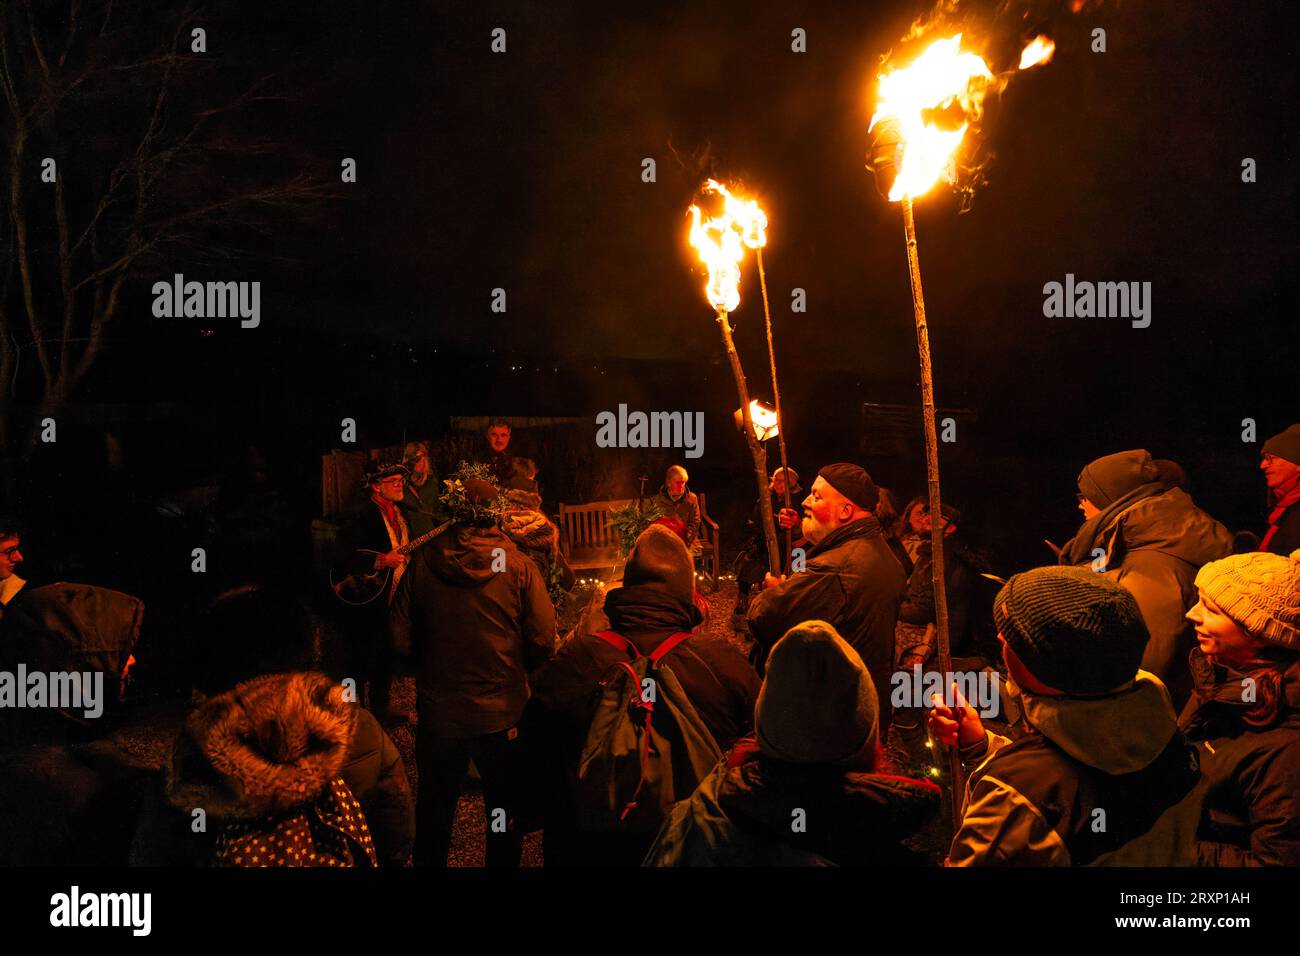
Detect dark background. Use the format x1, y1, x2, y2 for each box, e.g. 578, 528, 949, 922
10, 0, 1297, 610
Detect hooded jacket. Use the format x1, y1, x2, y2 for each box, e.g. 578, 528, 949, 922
500, 490, 575, 594
390, 523, 556, 738
1063, 487, 1232, 707
0, 583, 151, 866
146, 672, 414, 866
644, 738, 940, 866
528, 529, 759, 867
948, 672, 1200, 866
1176, 651, 1300, 865
531, 588, 759, 758
746, 516, 905, 729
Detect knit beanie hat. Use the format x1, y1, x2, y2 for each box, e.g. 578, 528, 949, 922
1076, 449, 1160, 507
622, 524, 694, 605
994, 566, 1149, 694
817, 463, 879, 512
1263, 424, 1300, 467
755, 620, 878, 768
1193, 549, 1300, 649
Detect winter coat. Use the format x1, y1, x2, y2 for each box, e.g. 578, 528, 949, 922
735, 494, 806, 588
530, 611, 760, 757
948, 672, 1200, 866
333, 500, 408, 619
1063, 487, 1232, 708
644, 738, 941, 866
389, 523, 556, 738
746, 516, 906, 730
1263, 497, 1300, 556
334, 501, 406, 581
500, 490, 575, 595
651, 485, 702, 548
0, 738, 154, 866
398, 470, 445, 539
1175, 651, 1300, 865
0, 582, 151, 867
526, 582, 757, 866
898, 534, 984, 655
137, 672, 414, 866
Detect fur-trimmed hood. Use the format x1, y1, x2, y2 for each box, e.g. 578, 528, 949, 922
167, 672, 356, 821
501, 492, 559, 555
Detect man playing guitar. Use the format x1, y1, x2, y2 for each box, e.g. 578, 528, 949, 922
332, 460, 412, 720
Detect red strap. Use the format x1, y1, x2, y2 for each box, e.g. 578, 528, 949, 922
648, 631, 692, 665
595, 629, 692, 664
593, 630, 640, 660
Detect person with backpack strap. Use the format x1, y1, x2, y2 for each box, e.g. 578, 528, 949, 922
530, 524, 759, 866
644, 620, 941, 866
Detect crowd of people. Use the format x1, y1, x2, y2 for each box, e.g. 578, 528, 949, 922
0, 419, 1298, 867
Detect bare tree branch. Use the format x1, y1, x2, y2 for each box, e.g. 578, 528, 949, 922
22, 1, 51, 82
57, 0, 80, 69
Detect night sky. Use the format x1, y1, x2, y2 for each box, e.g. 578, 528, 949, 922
17, 0, 1300, 572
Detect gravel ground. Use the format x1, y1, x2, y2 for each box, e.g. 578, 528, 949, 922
112, 579, 1002, 866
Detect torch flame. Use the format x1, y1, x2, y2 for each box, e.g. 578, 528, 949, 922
869, 34, 994, 201
688, 179, 768, 312
734, 400, 780, 441
1019, 35, 1055, 69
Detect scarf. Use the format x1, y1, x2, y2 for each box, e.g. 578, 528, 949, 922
603, 583, 702, 634
1181, 647, 1292, 736
1262, 471, 1300, 551
1061, 481, 1165, 566
370, 492, 409, 596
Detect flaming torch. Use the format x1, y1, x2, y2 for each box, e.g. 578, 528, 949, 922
868, 32, 1054, 826
689, 180, 782, 576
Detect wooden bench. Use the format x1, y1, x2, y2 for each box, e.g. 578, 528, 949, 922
558, 495, 722, 593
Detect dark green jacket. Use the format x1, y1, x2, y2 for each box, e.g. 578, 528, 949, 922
644, 739, 939, 866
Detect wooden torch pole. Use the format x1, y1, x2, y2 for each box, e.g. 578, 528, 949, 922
901, 195, 964, 831
758, 249, 794, 572
717, 309, 782, 575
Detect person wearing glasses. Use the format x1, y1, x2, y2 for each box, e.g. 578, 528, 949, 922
0, 518, 25, 606
1258, 424, 1300, 556
332, 460, 411, 720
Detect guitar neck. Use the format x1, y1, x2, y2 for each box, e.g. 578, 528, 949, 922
399, 519, 454, 556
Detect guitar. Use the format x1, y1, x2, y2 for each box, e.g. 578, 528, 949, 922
330, 519, 454, 606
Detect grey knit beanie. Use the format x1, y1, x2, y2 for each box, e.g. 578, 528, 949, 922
755, 620, 878, 767
994, 566, 1150, 694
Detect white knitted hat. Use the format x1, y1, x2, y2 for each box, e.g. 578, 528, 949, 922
1194, 549, 1300, 648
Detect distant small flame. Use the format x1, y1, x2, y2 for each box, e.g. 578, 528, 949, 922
688, 179, 768, 312
869, 34, 994, 201
734, 400, 779, 440
1019, 35, 1055, 69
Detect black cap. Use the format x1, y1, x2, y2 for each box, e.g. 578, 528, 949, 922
817, 463, 878, 512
